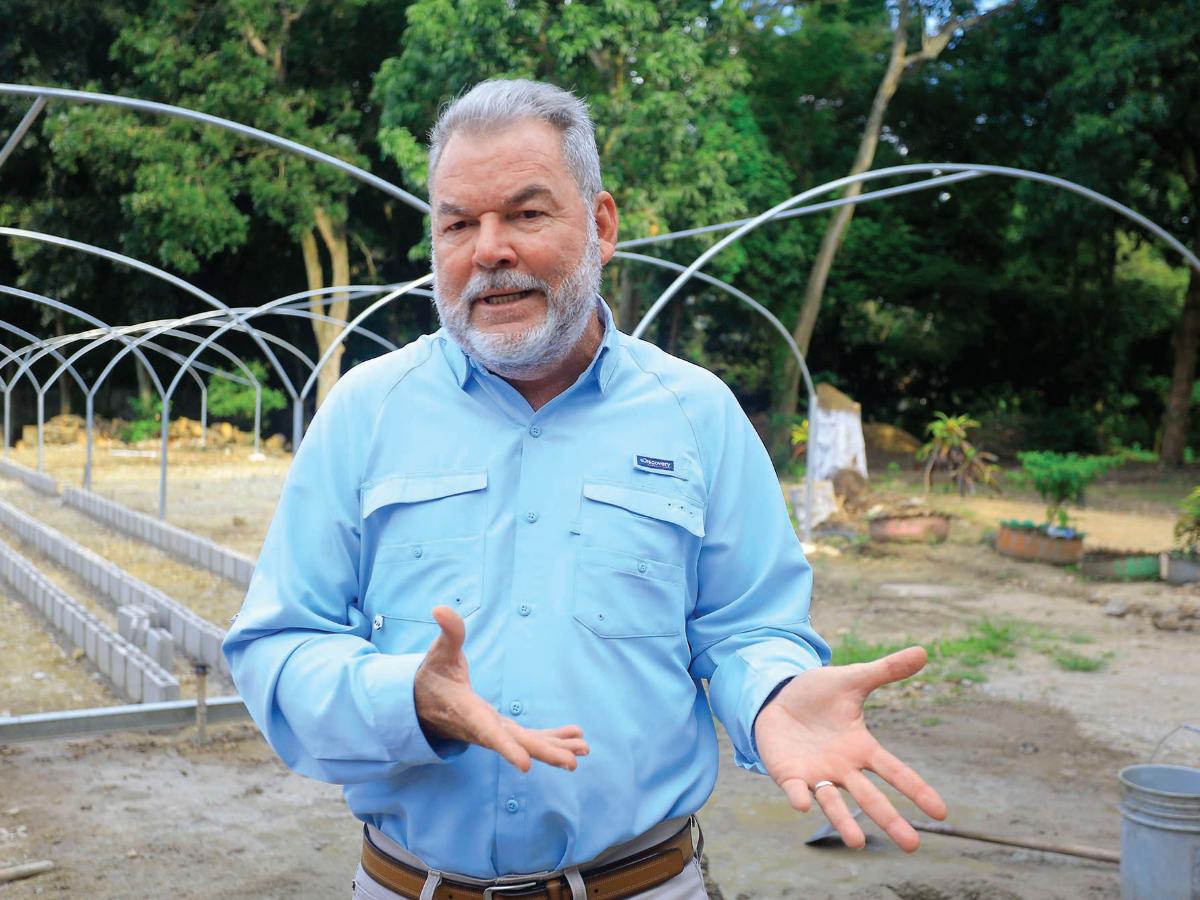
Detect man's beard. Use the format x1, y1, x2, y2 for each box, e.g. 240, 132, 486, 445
432, 223, 602, 380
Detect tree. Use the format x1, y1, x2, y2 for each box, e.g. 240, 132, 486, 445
372, 0, 792, 332
769, 0, 1015, 443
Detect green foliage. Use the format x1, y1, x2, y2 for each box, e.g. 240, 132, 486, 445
206, 362, 287, 426
830, 620, 1017, 684
1173, 487, 1200, 556
917, 412, 1000, 497
1053, 650, 1108, 673
119, 395, 162, 444
1016, 451, 1123, 527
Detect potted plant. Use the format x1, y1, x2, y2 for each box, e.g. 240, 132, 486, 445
917, 412, 1001, 497
866, 501, 952, 543
996, 451, 1122, 565
1162, 486, 1200, 585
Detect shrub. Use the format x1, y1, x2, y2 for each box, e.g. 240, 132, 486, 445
1173, 486, 1200, 557
206, 361, 287, 428
118, 395, 161, 444
1016, 451, 1122, 528
917, 412, 1000, 496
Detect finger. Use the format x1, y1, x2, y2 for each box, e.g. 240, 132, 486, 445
870, 746, 948, 821
813, 783, 866, 849
509, 725, 583, 771
500, 721, 590, 757
538, 724, 585, 740
777, 777, 812, 813
473, 710, 534, 773
850, 645, 928, 693
843, 771, 920, 853
429, 605, 466, 657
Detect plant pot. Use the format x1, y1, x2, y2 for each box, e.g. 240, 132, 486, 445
1081, 550, 1160, 582
996, 523, 1083, 565
868, 514, 950, 544
1160, 552, 1200, 585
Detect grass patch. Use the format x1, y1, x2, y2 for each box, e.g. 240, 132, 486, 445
1054, 650, 1109, 672
919, 716, 943, 727
1066, 633, 1095, 645
830, 620, 1019, 683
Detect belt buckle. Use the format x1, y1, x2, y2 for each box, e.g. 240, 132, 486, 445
482, 880, 540, 899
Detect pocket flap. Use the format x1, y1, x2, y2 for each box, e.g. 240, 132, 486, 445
362, 470, 488, 518
582, 481, 705, 537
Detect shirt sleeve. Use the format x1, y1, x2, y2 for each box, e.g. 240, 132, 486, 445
221, 370, 464, 784
686, 384, 831, 774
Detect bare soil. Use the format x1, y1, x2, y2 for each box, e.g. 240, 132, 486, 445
1, 446, 1196, 899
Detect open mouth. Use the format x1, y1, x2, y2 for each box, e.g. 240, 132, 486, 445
477, 289, 535, 306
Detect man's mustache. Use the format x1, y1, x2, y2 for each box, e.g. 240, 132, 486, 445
461, 271, 551, 304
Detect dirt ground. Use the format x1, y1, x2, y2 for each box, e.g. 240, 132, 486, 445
1, 445, 1197, 899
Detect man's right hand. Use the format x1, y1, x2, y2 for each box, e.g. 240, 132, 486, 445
413, 605, 589, 772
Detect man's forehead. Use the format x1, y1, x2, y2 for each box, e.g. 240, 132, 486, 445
431, 119, 573, 208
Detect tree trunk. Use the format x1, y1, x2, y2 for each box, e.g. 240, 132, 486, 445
300, 205, 352, 409
768, 1, 912, 454
765, 0, 1014, 462
1159, 224, 1200, 465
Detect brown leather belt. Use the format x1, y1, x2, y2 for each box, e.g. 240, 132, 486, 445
360, 823, 693, 900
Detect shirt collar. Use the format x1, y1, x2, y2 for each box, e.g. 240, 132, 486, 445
440, 296, 620, 395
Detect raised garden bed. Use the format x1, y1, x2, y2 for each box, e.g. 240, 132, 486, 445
1160, 552, 1200, 585
868, 513, 950, 543
996, 520, 1083, 565
1081, 549, 1160, 582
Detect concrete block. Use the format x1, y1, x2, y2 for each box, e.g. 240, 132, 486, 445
221, 551, 236, 581
184, 619, 202, 660
71, 610, 86, 648
85, 620, 99, 660
201, 627, 224, 668
96, 636, 111, 678
124, 661, 143, 703
109, 645, 127, 693
142, 670, 180, 703
117, 606, 138, 641
147, 628, 174, 670
168, 607, 187, 643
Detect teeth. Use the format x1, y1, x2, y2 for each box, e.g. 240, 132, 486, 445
483, 291, 529, 305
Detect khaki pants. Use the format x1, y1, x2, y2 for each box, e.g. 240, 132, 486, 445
351, 818, 709, 900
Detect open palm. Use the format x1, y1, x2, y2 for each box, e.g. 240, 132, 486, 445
755, 646, 947, 851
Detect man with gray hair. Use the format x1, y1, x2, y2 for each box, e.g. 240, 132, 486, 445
225, 78, 945, 900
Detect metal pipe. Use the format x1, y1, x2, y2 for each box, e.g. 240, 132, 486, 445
0, 84, 430, 214
0, 95, 46, 171
616, 170, 986, 250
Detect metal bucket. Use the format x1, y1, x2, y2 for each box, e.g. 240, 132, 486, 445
1119, 763, 1200, 899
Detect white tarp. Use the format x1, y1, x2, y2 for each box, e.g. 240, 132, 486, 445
809, 383, 868, 481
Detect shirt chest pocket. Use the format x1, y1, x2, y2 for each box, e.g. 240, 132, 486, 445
574, 481, 705, 640
361, 470, 487, 651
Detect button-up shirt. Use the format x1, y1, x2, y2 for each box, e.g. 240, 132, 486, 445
223, 299, 829, 878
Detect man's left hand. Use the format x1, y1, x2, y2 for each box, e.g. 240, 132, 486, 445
754, 646, 948, 852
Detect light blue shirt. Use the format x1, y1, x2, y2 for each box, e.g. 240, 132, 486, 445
223, 299, 829, 878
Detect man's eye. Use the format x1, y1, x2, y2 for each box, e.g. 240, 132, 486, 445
520, 210, 543, 219
446, 221, 467, 232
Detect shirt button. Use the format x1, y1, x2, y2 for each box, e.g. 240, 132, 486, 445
525, 511, 539, 523
518, 604, 531, 617
637, 561, 648, 574
411, 545, 423, 559
528, 424, 542, 438
505, 798, 519, 813
509, 701, 523, 716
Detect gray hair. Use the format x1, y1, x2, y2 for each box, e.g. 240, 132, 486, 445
427, 79, 603, 202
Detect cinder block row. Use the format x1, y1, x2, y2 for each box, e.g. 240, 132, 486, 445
0, 497, 229, 676
0, 536, 180, 703
61, 485, 255, 587
0, 458, 59, 496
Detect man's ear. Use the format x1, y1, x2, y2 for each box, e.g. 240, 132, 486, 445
593, 191, 619, 264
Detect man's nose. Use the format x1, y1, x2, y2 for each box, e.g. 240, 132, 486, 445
472, 217, 516, 270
